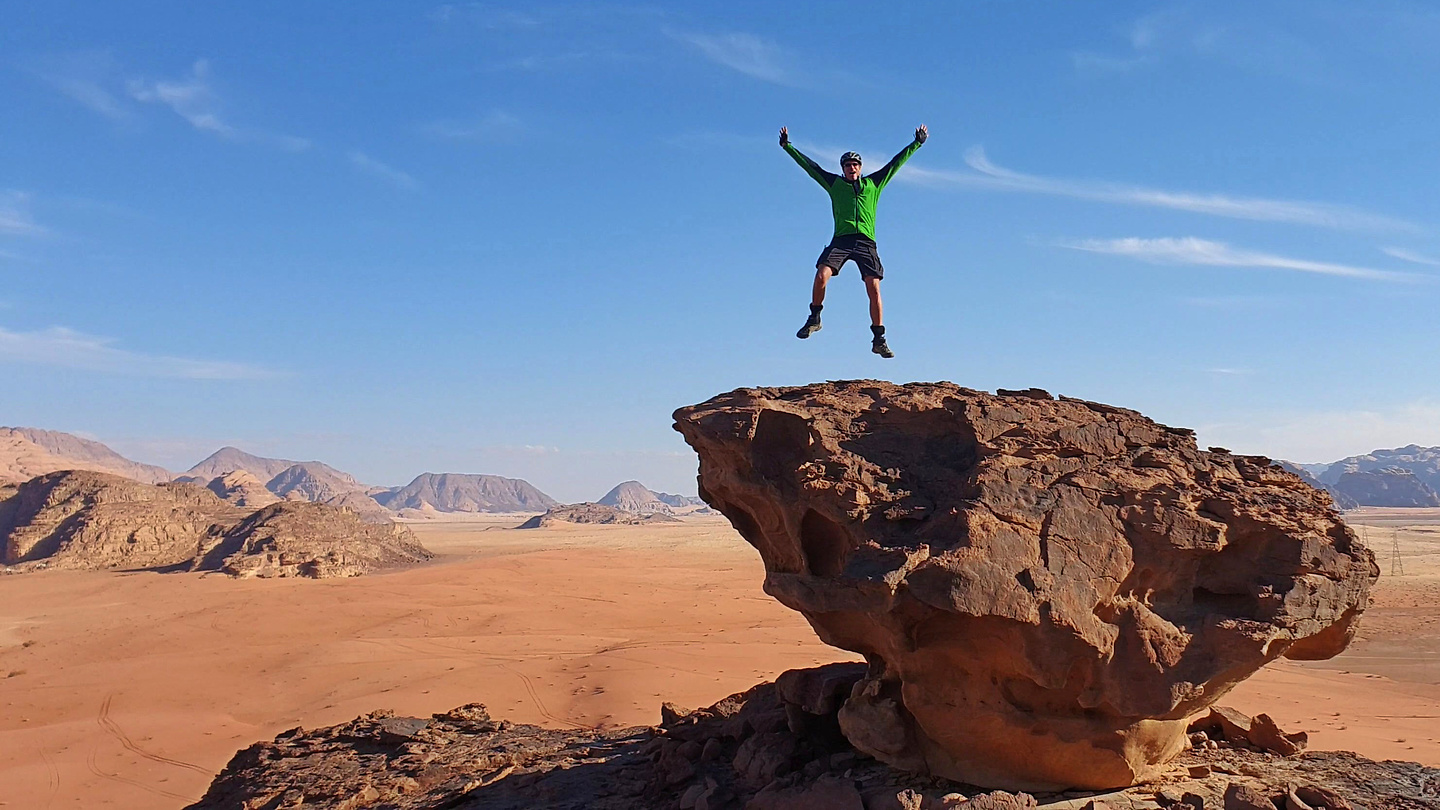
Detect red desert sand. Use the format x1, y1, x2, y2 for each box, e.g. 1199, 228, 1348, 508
0, 513, 1437, 808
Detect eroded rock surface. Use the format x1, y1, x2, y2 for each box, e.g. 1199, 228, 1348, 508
671, 381, 1378, 791
187, 666, 1437, 810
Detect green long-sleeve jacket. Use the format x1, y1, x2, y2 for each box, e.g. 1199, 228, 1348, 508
783, 139, 922, 240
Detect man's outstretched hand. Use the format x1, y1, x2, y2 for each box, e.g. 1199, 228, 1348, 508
915, 124, 928, 144
779, 126, 789, 147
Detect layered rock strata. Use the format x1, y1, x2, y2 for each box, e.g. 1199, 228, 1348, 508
672, 381, 1378, 791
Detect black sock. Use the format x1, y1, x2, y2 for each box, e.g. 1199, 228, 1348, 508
871, 324, 885, 338
809, 304, 823, 315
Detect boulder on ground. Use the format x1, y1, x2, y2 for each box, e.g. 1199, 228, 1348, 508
672, 381, 1377, 791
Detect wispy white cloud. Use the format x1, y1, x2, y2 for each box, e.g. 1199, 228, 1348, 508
126, 60, 309, 151
1382, 246, 1440, 267
1060, 236, 1417, 282
672, 29, 799, 87
1206, 367, 1254, 376
127, 59, 232, 135
348, 151, 419, 190
26, 51, 131, 120
0, 192, 46, 237
423, 111, 522, 140
903, 146, 1417, 233
0, 325, 278, 379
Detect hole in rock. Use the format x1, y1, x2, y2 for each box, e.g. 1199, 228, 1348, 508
800, 509, 850, 577
1015, 569, 1037, 592
1191, 586, 1256, 619
752, 410, 812, 487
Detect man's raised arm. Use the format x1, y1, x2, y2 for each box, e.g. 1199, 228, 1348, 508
869, 124, 928, 190
780, 126, 837, 188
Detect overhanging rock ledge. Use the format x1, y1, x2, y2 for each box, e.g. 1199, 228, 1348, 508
672, 380, 1377, 791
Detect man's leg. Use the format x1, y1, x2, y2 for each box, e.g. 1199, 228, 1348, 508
865, 276, 894, 358
797, 265, 834, 339
812, 265, 834, 306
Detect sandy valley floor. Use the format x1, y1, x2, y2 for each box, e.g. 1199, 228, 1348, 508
1, 511, 1438, 808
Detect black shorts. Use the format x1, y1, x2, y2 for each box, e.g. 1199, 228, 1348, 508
816, 234, 884, 280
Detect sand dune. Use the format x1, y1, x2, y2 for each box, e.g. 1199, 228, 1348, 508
0, 515, 1436, 808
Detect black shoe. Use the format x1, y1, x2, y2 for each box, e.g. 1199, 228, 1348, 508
871, 336, 894, 358
796, 313, 822, 339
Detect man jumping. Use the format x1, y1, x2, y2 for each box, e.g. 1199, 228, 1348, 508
781, 124, 927, 358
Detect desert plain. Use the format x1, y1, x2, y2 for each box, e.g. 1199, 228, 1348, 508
0, 509, 1437, 809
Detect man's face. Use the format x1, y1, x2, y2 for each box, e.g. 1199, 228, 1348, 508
842, 160, 862, 180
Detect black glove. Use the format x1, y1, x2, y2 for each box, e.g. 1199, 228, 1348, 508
779, 127, 790, 147
915, 125, 928, 144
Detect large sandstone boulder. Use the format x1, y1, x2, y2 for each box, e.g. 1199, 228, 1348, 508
672, 381, 1377, 792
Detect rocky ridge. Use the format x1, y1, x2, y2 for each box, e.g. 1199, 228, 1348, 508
672, 381, 1377, 790
0, 470, 430, 577
519, 502, 682, 528
186, 664, 1439, 810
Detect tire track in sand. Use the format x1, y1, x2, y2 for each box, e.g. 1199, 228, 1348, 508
499, 664, 595, 731
39, 748, 59, 808
97, 694, 210, 774
85, 746, 191, 802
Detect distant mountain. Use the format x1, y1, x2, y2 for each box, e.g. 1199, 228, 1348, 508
0, 427, 172, 485
597, 481, 674, 515
1328, 468, 1440, 508
1273, 460, 1358, 510
596, 481, 705, 513
207, 470, 280, 508
654, 491, 704, 508
266, 463, 360, 503
375, 473, 558, 513
185, 447, 361, 491
1320, 446, 1440, 494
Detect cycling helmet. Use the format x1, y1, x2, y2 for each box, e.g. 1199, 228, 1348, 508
840, 151, 862, 166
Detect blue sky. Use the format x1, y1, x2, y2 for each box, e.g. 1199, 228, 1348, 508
4, 1, 1440, 501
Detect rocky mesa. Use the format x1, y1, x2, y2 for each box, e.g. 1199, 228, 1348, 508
672, 381, 1377, 791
